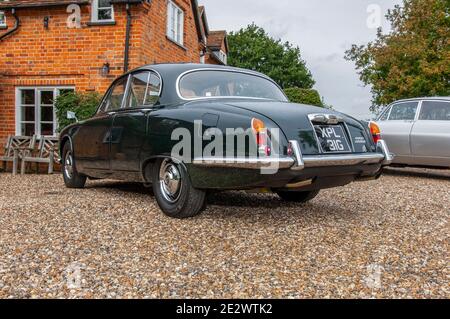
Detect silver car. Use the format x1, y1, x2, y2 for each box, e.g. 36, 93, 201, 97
376, 97, 450, 168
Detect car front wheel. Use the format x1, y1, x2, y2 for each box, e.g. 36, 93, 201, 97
276, 190, 320, 203
152, 158, 206, 219
62, 142, 86, 189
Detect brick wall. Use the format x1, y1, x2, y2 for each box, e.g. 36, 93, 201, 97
0, 0, 200, 148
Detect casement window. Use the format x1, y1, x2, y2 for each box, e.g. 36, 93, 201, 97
92, 0, 114, 23
0, 11, 6, 27
16, 87, 74, 137
213, 50, 227, 65
167, 0, 184, 46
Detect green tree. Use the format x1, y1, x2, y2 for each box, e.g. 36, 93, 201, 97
55, 91, 101, 131
227, 23, 315, 89
345, 0, 450, 113
284, 87, 324, 107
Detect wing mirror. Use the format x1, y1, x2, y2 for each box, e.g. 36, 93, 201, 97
67, 111, 78, 122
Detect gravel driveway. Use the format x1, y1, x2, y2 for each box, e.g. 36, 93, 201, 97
0, 168, 448, 299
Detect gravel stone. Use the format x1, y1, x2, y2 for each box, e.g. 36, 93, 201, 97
0, 167, 448, 299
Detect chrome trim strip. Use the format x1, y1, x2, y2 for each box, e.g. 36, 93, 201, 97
289, 140, 304, 170
192, 157, 295, 169
192, 139, 393, 170
302, 153, 385, 167
308, 113, 344, 125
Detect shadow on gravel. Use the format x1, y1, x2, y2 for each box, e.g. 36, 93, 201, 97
383, 167, 450, 181
87, 181, 154, 195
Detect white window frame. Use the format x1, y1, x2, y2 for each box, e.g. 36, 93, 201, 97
15, 87, 75, 138
91, 0, 115, 23
0, 11, 6, 27
167, 0, 184, 46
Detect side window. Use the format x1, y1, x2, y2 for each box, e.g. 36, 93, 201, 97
419, 101, 450, 121
99, 76, 129, 113
388, 102, 418, 121
127, 71, 161, 108
378, 107, 391, 121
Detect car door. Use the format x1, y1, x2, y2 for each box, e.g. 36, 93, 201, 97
109, 70, 162, 180
410, 100, 450, 166
73, 75, 129, 177
377, 101, 419, 159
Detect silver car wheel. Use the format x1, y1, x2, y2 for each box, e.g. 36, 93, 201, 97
159, 159, 182, 203
64, 151, 74, 179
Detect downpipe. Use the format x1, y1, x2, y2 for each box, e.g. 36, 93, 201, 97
0, 8, 19, 42
123, 3, 132, 73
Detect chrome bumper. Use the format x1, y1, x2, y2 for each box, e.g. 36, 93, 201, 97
192, 140, 394, 170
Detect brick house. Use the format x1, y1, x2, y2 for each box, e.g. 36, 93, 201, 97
0, 0, 228, 147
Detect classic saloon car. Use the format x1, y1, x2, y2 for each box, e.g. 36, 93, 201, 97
59, 64, 393, 218
376, 97, 450, 168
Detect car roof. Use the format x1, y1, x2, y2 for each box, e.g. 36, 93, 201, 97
389, 96, 450, 104
132, 63, 271, 80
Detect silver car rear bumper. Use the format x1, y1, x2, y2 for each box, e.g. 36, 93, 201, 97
192, 140, 394, 170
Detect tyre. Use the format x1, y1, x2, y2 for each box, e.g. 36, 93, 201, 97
62, 142, 87, 189
276, 190, 320, 203
152, 158, 206, 219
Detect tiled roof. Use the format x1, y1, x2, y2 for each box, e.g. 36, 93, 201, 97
207, 30, 227, 51
0, 1, 89, 9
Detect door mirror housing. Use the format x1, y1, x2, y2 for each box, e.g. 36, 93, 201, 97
67, 111, 78, 122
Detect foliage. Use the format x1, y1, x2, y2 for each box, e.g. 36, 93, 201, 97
227, 23, 316, 89
55, 91, 101, 131
345, 0, 450, 112
284, 87, 324, 107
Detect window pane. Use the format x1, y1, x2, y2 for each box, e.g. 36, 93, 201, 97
128, 72, 149, 108
145, 73, 161, 106
40, 91, 54, 105
388, 102, 418, 121
59, 89, 74, 96
107, 77, 128, 111
419, 101, 450, 121
21, 123, 35, 136
0, 12, 5, 25
41, 123, 54, 136
98, 8, 112, 20
179, 71, 288, 101
41, 106, 54, 122
21, 90, 35, 105
98, 0, 111, 7
21, 106, 35, 122
378, 107, 391, 121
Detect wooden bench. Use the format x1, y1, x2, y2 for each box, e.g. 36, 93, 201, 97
0, 135, 37, 175
20, 136, 60, 175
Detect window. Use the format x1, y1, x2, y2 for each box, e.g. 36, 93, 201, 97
0, 11, 6, 27
167, 1, 184, 45
179, 70, 288, 101
214, 50, 227, 65
16, 87, 74, 137
378, 107, 391, 121
127, 71, 161, 108
419, 101, 450, 121
388, 102, 418, 121
92, 0, 114, 22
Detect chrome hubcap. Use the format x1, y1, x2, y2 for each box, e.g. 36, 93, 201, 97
64, 151, 73, 179
159, 159, 182, 203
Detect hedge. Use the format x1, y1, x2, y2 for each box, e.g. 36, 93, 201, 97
55, 91, 101, 132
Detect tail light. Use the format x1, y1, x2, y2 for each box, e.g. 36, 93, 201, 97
369, 122, 381, 144
251, 118, 271, 156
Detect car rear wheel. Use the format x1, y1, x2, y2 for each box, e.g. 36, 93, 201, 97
152, 158, 206, 219
276, 190, 320, 203
62, 142, 86, 189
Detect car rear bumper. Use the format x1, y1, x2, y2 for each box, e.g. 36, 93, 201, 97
192, 140, 394, 170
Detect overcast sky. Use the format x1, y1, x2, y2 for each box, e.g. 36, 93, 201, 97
199, 0, 403, 119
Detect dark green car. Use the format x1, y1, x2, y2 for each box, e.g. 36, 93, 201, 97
59, 63, 393, 218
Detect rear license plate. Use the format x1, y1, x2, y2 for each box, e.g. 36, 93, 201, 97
314, 125, 352, 153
